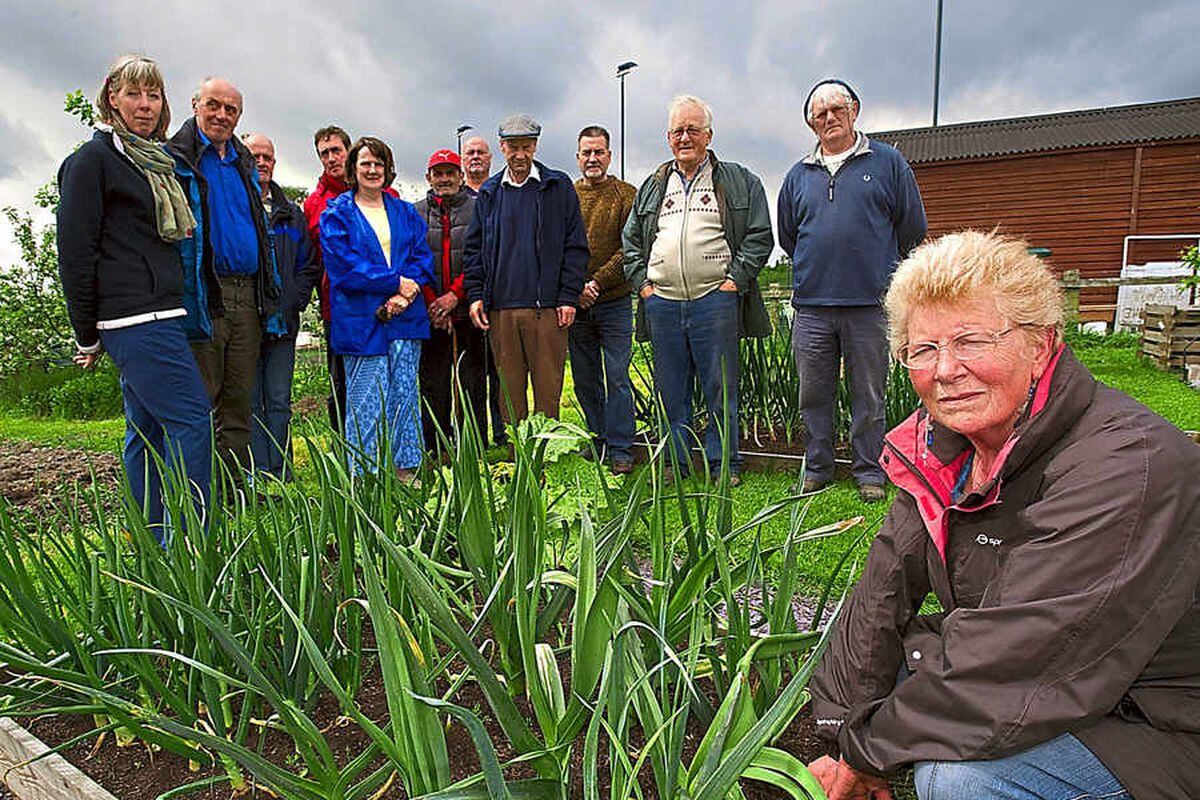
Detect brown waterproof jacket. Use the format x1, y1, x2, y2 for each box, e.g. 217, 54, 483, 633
809, 346, 1200, 799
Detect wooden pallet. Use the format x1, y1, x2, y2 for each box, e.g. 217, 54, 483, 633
1140, 305, 1200, 370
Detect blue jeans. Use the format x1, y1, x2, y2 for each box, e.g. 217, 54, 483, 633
251, 336, 297, 479
100, 318, 212, 543
568, 297, 635, 460
791, 306, 888, 486
344, 339, 423, 474
644, 289, 741, 474
915, 733, 1130, 800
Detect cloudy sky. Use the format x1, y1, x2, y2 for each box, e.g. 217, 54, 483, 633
2, 0, 1197, 266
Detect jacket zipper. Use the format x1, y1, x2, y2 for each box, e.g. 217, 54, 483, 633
824, 147, 869, 203
535, 187, 544, 309
437, 197, 452, 292
678, 172, 693, 299
883, 436, 945, 511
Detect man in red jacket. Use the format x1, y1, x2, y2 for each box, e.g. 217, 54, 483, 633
303, 125, 351, 432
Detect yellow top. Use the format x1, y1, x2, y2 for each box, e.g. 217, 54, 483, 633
357, 202, 391, 266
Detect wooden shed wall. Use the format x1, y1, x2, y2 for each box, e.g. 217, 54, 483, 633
910, 140, 1200, 309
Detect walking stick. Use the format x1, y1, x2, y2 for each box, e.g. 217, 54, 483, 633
450, 320, 460, 428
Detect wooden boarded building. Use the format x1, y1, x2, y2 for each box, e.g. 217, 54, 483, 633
870, 97, 1200, 321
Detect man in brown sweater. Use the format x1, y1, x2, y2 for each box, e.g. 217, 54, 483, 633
571, 125, 637, 472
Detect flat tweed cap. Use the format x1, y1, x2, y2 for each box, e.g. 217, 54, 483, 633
498, 113, 541, 139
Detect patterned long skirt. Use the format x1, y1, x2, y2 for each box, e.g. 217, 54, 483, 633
343, 339, 424, 473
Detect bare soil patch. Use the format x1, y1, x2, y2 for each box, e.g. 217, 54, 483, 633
28, 666, 824, 800
0, 440, 119, 515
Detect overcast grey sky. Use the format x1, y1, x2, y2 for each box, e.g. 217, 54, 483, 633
2, 0, 1197, 266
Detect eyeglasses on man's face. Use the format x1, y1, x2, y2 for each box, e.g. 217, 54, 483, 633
667, 125, 708, 141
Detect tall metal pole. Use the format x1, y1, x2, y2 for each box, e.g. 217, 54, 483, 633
456, 124, 473, 155
933, 0, 944, 126
616, 62, 638, 180
620, 77, 627, 179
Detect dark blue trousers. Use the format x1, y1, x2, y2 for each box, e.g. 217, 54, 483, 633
568, 297, 636, 460
791, 305, 888, 486
252, 336, 297, 479
644, 289, 741, 474
100, 318, 212, 542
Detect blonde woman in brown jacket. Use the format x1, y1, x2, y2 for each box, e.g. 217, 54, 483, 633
807, 231, 1199, 800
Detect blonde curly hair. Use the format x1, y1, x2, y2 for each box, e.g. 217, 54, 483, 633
885, 230, 1064, 354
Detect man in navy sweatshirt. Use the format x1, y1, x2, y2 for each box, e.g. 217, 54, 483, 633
464, 114, 589, 427
777, 79, 927, 503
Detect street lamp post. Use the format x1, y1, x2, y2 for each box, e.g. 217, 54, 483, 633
456, 124, 473, 155
932, 0, 943, 126
616, 61, 638, 180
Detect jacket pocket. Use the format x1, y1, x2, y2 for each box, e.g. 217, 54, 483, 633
143, 254, 160, 296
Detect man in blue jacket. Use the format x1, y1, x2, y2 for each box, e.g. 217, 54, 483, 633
167, 77, 286, 482
777, 79, 926, 503
463, 114, 589, 426
243, 133, 319, 481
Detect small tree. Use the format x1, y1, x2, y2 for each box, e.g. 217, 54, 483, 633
0, 91, 95, 376
0, 204, 73, 375
1181, 245, 1199, 305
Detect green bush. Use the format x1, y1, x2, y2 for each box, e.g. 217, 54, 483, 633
43, 366, 122, 419
1, 364, 122, 419
292, 347, 329, 406
758, 253, 792, 288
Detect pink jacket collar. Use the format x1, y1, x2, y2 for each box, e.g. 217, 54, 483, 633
881, 345, 1065, 559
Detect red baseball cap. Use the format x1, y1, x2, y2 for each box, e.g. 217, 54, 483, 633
427, 149, 462, 170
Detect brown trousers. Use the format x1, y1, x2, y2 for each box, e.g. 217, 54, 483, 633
191, 275, 262, 475
488, 308, 567, 424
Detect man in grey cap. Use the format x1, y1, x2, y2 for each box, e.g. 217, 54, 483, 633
463, 113, 590, 426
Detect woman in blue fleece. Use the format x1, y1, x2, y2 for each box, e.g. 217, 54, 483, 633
320, 137, 434, 480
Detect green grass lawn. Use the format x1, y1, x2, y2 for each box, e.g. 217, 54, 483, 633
0, 413, 123, 452
8, 334, 1193, 448
1071, 339, 1200, 430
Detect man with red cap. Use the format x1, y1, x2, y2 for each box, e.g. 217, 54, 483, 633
415, 149, 486, 450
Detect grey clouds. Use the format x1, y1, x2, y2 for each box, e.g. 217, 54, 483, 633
1, 0, 1197, 265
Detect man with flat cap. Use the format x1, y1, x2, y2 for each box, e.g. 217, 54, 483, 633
778, 78, 926, 503
463, 113, 590, 425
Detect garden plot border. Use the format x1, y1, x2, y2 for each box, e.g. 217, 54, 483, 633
0, 718, 116, 800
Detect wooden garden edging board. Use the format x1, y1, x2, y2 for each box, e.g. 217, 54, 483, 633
0, 718, 117, 800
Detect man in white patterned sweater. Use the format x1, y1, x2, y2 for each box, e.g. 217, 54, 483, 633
623, 94, 774, 485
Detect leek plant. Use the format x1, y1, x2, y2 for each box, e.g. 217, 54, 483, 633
0, 386, 869, 798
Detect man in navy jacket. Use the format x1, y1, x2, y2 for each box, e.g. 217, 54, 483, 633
463, 114, 589, 425
243, 133, 319, 480
777, 79, 926, 503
